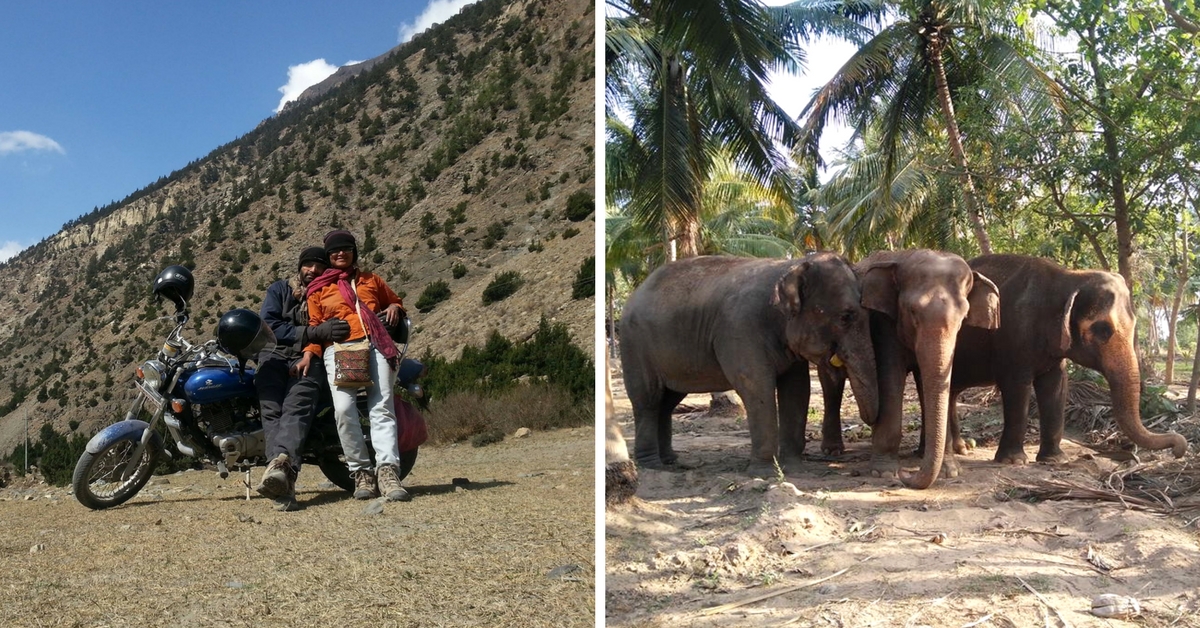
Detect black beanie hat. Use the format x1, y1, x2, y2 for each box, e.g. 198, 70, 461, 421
324, 229, 357, 255
297, 246, 328, 270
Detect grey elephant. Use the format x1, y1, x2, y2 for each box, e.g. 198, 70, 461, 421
619, 253, 880, 472
945, 254, 1187, 463
820, 249, 1000, 489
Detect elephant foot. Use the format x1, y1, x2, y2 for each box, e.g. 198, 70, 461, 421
952, 436, 973, 455
993, 449, 1028, 465
821, 439, 845, 457
941, 455, 961, 479
868, 454, 900, 479
1036, 448, 1070, 464
746, 459, 784, 479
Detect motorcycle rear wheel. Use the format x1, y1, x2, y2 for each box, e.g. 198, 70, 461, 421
317, 448, 418, 493
72, 431, 163, 510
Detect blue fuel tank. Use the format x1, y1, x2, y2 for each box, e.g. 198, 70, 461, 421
182, 366, 257, 404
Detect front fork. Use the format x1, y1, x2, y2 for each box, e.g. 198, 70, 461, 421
121, 383, 170, 481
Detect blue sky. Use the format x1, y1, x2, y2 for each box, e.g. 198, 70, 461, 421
0, 0, 480, 262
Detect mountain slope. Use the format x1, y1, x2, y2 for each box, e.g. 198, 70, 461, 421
0, 0, 596, 453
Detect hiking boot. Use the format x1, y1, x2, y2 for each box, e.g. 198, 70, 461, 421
256, 454, 296, 500
272, 490, 300, 512
377, 463, 411, 502
352, 469, 378, 500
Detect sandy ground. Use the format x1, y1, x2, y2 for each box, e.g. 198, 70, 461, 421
606, 369, 1200, 628
1, 428, 594, 628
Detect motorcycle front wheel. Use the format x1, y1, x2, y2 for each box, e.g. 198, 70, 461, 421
72, 431, 163, 510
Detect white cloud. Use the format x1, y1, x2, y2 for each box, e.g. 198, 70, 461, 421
0, 131, 64, 155
0, 241, 24, 262
275, 59, 341, 113
398, 0, 480, 43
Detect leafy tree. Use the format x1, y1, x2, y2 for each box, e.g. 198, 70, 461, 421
798, 0, 1063, 255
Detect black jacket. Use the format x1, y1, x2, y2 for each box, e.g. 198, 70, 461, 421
258, 279, 307, 363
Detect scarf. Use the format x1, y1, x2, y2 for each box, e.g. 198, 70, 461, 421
307, 268, 399, 366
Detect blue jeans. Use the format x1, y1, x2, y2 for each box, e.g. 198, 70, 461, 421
323, 345, 400, 471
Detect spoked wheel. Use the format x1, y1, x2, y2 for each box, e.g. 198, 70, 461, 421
72, 432, 162, 510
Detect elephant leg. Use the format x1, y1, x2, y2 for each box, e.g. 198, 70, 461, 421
629, 379, 669, 468
1033, 362, 1069, 463
869, 325, 908, 479
947, 391, 972, 455
815, 364, 844, 456
732, 366, 783, 475
777, 362, 812, 463
995, 379, 1032, 465
657, 389, 687, 466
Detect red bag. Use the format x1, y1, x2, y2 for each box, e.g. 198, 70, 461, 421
395, 396, 428, 452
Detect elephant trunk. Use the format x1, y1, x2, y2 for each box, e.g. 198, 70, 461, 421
843, 332, 879, 428
1105, 351, 1188, 458
902, 328, 954, 490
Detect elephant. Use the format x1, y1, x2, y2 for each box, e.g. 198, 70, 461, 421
605, 344, 637, 506
618, 253, 879, 472
945, 254, 1187, 463
820, 249, 1000, 489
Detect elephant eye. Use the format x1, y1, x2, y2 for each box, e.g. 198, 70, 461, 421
840, 309, 856, 325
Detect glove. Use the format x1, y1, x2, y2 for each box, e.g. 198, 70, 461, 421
307, 318, 351, 344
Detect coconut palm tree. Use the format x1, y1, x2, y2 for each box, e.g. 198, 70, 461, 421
797, 0, 1063, 254
606, 0, 872, 260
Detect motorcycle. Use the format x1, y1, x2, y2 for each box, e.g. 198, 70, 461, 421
72, 301, 424, 510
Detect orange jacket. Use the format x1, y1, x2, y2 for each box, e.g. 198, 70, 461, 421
304, 271, 403, 357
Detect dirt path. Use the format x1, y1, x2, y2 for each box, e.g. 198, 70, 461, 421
606, 369, 1200, 628
1, 428, 594, 628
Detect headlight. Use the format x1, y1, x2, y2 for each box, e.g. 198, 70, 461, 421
136, 360, 167, 389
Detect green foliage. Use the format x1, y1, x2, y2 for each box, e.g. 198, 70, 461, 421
415, 280, 452, 312
572, 256, 594, 299
452, 263, 468, 279
564, 190, 593, 221
4, 423, 89, 486
482, 271, 523, 304
419, 316, 593, 405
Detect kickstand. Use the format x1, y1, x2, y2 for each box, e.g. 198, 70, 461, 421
243, 468, 252, 500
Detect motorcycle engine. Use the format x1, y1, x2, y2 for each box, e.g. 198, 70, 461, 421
195, 398, 267, 464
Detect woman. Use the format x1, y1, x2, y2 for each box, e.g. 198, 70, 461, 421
297, 229, 408, 502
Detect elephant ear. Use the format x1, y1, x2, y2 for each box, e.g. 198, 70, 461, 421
1059, 289, 1079, 352
859, 263, 898, 318
965, 272, 1001, 329
772, 263, 808, 317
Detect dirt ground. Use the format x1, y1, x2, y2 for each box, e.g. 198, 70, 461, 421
0, 427, 594, 628
606, 369, 1200, 628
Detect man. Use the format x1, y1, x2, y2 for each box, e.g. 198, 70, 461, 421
254, 246, 350, 510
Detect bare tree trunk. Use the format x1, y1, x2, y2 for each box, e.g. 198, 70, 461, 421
1188, 322, 1200, 413
930, 39, 992, 255
1166, 221, 1188, 384
1084, 31, 1136, 292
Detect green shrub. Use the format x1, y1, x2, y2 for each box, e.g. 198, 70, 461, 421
415, 280, 451, 312
482, 271, 523, 305
419, 316, 593, 405
572, 256, 594, 299
452, 263, 468, 279
564, 190, 593, 221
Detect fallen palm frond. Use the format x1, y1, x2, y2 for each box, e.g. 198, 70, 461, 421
998, 459, 1200, 518
1064, 378, 1200, 447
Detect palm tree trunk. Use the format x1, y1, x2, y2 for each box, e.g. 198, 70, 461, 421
929, 43, 992, 255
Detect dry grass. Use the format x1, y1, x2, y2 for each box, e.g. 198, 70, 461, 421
1000, 457, 1200, 520
427, 385, 594, 446
0, 428, 594, 627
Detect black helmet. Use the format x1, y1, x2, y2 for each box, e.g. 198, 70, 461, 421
216, 309, 276, 360
152, 265, 194, 310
